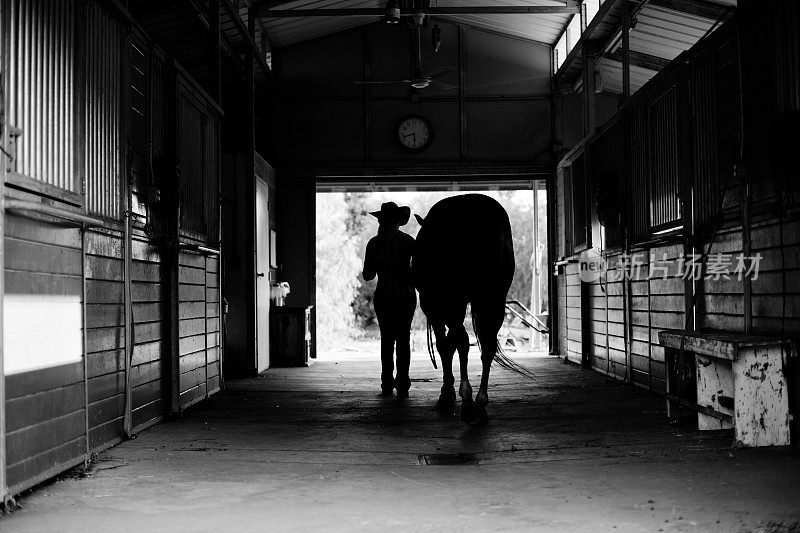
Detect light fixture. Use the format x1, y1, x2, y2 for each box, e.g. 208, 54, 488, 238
432, 22, 442, 53
385, 0, 400, 23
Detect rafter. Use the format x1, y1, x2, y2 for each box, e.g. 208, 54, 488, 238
605, 48, 670, 72
257, 5, 580, 18
649, 0, 732, 21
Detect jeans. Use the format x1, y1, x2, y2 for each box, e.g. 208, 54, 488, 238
374, 292, 416, 393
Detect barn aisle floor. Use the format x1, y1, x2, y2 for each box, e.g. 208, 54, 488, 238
3, 353, 800, 532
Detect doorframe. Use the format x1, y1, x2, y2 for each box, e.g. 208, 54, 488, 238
254, 174, 271, 372
312, 173, 553, 354
0, 54, 7, 504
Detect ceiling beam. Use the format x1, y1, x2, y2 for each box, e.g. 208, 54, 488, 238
258, 5, 581, 18
605, 48, 670, 71
648, 0, 732, 21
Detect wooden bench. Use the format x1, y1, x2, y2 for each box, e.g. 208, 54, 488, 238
658, 330, 797, 447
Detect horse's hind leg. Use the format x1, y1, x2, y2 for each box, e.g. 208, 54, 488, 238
473, 299, 506, 425
432, 323, 456, 411
452, 324, 478, 423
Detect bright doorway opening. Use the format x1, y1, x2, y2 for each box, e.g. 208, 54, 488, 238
315, 185, 549, 362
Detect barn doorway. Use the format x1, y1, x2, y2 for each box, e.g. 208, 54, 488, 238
314, 180, 549, 362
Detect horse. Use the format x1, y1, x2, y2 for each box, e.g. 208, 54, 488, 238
413, 194, 516, 425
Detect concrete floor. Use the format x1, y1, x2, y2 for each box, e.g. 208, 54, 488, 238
3, 353, 800, 532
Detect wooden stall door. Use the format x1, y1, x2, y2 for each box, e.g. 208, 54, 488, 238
255, 178, 270, 372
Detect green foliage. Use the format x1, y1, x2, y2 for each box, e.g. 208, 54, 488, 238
315, 193, 363, 349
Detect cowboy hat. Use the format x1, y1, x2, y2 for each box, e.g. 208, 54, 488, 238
369, 201, 411, 226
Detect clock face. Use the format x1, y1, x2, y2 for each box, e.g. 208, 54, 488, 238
397, 116, 432, 152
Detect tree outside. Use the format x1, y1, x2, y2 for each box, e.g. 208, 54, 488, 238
315, 193, 363, 351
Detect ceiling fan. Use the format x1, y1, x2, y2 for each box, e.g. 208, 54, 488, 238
356, 18, 454, 90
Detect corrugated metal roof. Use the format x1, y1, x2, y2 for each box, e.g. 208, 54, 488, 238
558, 0, 736, 96
259, 0, 575, 48
260, 0, 382, 48
435, 0, 573, 44
623, 4, 716, 61
595, 57, 657, 94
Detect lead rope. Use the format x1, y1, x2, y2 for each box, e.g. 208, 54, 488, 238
426, 323, 438, 369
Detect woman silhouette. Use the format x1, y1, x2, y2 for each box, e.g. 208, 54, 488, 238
362, 202, 416, 398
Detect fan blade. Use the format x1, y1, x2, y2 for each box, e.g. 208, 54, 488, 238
355, 80, 413, 85
463, 77, 542, 93
430, 80, 458, 90
427, 67, 454, 79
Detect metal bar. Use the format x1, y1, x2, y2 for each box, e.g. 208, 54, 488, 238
649, 0, 730, 21
169, 69, 181, 415
604, 49, 670, 72
532, 183, 541, 349
663, 393, 733, 424
81, 227, 90, 466
458, 25, 467, 165
123, 211, 133, 436
3, 199, 107, 226
0, 58, 7, 505
204, 256, 209, 400
208, 0, 221, 103
122, 18, 133, 436
261, 6, 581, 17
216, 119, 225, 392
581, 40, 595, 137
621, 0, 631, 101
179, 243, 221, 255
505, 304, 548, 334
506, 300, 549, 331
256, 0, 578, 10
220, 0, 273, 82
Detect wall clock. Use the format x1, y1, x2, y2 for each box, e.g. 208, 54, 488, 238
397, 115, 433, 152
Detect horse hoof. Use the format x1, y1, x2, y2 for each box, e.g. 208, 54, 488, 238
460, 402, 488, 426
460, 402, 480, 424
437, 396, 455, 412
436, 385, 456, 412
473, 405, 489, 426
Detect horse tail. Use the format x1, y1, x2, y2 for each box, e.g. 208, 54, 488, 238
472, 304, 536, 381
426, 322, 438, 369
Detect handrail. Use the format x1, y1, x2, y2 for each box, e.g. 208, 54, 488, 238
3, 199, 107, 227
505, 300, 549, 333
179, 242, 221, 256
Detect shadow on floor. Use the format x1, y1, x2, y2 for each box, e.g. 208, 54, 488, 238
3, 355, 800, 532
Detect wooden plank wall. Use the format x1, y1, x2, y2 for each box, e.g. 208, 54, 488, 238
698, 228, 745, 332
555, 169, 569, 360
587, 271, 607, 371
2, 0, 226, 500
177, 251, 221, 409
751, 219, 800, 431
205, 256, 221, 395
3, 215, 87, 493
84, 230, 126, 452
564, 264, 582, 364
179, 251, 208, 408
647, 245, 682, 392
130, 235, 168, 432
606, 254, 628, 380
629, 252, 652, 389
557, 273, 568, 360
581, 253, 628, 379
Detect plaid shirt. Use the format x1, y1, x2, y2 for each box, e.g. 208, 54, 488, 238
363, 228, 415, 298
